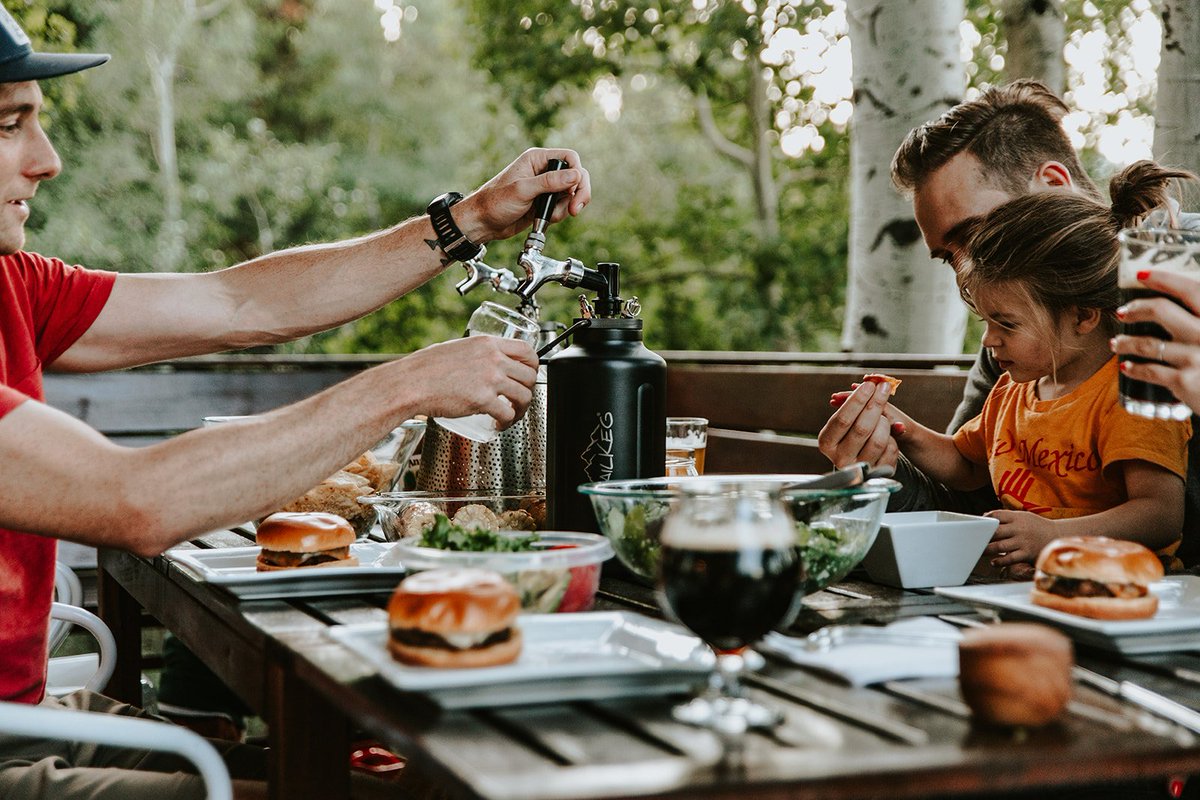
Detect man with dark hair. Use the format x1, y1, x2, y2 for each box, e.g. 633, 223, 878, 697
0, 7, 589, 798
819, 79, 1200, 569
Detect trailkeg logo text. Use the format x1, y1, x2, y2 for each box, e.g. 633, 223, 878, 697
581, 412, 615, 481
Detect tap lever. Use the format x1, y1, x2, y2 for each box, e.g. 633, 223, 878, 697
454, 248, 520, 296
531, 158, 570, 237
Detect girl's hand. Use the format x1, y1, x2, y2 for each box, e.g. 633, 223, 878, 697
982, 510, 1058, 567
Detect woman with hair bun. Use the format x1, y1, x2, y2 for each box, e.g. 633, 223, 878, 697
878, 161, 1195, 570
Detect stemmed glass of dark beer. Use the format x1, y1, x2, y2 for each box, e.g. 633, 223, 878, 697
657, 481, 803, 733
1119, 228, 1200, 421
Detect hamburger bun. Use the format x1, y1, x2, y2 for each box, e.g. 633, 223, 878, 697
1031, 536, 1162, 620
958, 623, 1073, 727
387, 568, 521, 669
255, 511, 358, 571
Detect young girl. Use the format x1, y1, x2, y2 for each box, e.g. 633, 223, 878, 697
889, 161, 1194, 570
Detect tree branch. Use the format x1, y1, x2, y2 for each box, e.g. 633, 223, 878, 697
694, 88, 754, 167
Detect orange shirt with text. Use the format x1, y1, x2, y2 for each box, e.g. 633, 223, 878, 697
952, 357, 1189, 519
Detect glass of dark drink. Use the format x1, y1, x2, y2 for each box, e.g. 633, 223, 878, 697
1118, 228, 1200, 421
657, 481, 803, 733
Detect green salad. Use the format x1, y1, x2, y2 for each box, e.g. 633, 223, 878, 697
605, 502, 669, 580
412, 514, 569, 612
795, 520, 866, 594
417, 514, 540, 552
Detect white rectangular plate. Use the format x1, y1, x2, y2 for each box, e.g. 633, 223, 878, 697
936, 576, 1200, 654
328, 611, 714, 708
166, 542, 404, 600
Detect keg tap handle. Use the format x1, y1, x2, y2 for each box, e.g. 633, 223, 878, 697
516, 160, 607, 301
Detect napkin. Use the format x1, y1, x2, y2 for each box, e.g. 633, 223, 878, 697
759, 618, 961, 687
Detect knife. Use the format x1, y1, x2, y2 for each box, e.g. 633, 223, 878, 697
1072, 665, 1200, 736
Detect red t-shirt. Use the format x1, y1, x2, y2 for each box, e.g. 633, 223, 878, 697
0, 251, 115, 703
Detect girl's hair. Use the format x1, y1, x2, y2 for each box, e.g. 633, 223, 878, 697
957, 161, 1197, 341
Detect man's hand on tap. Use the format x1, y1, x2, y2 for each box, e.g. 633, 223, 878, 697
457, 148, 591, 244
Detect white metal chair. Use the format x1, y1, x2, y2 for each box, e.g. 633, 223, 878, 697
48, 560, 83, 653
0, 699, 233, 800
45, 602, 116, 697
22, 563, 234, 799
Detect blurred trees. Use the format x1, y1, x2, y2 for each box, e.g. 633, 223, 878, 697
11, 0, 1190, 356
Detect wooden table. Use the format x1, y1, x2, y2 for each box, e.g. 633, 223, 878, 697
98, 530, 1200, 799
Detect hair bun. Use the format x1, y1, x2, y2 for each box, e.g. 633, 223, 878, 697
1109, 160, 1196, 229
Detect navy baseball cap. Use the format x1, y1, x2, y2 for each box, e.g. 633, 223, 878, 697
0, 6, 108, 83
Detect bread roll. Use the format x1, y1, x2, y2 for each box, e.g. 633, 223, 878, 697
958, 623, 1073, 727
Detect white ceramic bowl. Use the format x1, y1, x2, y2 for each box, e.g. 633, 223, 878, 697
860, 511, 999, 589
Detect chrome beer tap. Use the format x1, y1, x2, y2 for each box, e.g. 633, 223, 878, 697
453, 247, 521, 296
515, 159, 608, 302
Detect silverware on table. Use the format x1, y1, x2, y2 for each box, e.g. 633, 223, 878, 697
1072, 666, 1200, 736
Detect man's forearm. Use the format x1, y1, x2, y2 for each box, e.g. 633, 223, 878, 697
214, 216, 449, 349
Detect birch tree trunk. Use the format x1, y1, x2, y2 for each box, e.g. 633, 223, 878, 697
842, 0, 966, 353
142, 0, 229, 272
1155, 0, 1200, 178
1001, 0, 1065, 94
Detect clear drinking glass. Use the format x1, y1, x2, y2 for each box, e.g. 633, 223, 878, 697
1118, 228, 1200, 421
433, 301, 540, 443
657, 481, 803, 734
666, 416, 708, 475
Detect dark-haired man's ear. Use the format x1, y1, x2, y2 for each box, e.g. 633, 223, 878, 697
1031, 161, 1075, 192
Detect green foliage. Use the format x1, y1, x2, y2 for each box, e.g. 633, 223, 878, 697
11, 0, 1168, 357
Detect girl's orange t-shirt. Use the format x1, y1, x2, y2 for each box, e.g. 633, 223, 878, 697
953, 357, 1190, 519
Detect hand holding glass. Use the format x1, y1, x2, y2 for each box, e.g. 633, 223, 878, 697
658, 481, 803, 733
1118, 228, 1200, 421
434, 301, 540, 443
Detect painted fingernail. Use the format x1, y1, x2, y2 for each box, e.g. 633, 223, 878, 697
1119, 360, 1131, 373
1137, 270, 1150, 281
1115, 306, 1127, 319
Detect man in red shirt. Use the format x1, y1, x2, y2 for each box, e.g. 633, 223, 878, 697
0, 8, 589, 798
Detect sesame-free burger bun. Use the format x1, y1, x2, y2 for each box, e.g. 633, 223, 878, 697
1028, 588, 1159, 620
255, 512, 358, 571
256, 511, 356, 552
387, 568, 522, 668
1035, 536, 1164, 586
958, 623, 1073, 726
1031, 536, 1163, 620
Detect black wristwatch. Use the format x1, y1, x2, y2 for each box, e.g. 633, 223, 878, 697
426, 191, 483, 262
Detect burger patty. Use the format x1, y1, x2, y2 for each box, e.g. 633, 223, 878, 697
258, 546, 350, 568
391, 627, 512, 651
1035, 574, 1147, 599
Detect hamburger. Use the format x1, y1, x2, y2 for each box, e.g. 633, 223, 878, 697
387, 568, 522, 668
255, 511, 359, 571
1030, 536, 1163, 620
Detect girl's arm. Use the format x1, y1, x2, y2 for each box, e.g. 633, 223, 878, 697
891, 406, 990, 491
986, 461, 1184, 566
1044, 461, 1184, 549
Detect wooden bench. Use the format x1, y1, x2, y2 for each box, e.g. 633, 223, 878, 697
661, 351, 974, 474
43, 351, 974, 471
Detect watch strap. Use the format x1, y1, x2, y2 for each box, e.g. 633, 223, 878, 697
426, 191, 483, 262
